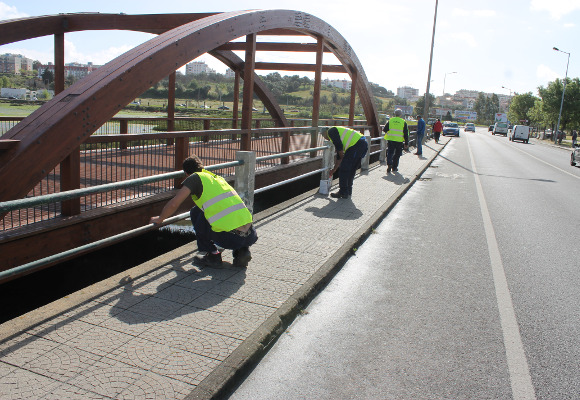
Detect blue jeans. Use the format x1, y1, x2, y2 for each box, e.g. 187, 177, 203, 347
190, 207, 258, 253
338, 138, 368, 196
386, 141, 403, 169
416, 132, 424, 155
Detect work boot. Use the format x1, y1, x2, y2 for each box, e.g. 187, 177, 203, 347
193, 252, 222, 266
330, 191, 349, 199
387, 166, 392, 173
233, 247, 252, 267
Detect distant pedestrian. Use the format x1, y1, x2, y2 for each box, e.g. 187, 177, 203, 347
325, 126, 368, 199
383, 109, 409, 174
414, 115, 425, 156
433, 118, 443, 144
572, 130, 577, 147
150, 155, 258, 267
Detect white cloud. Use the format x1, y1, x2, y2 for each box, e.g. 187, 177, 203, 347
530, 0, 580, 20
441, 32, 478, 48
451, 8, 496, 17
63, 39, 135, 65
537, 64, 560, 82
0, 2, 27, 20
564, 23, 575, 28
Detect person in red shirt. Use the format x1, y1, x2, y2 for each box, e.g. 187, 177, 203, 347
433, 118, 443, 144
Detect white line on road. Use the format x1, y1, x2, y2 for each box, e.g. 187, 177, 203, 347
467, 135, 537, 400
496, 137, 580, 179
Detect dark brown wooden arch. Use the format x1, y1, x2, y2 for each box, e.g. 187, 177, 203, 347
0, 10, 379, 203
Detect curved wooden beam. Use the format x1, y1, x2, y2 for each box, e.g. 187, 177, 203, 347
0, 10, 379, 203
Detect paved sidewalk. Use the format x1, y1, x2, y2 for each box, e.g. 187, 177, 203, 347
0, 137, 450, 400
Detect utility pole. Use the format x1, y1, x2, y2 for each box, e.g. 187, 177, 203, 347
424, 0, 438, 130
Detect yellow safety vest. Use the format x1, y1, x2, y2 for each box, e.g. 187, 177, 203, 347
384, 117, 406, 142
191, 170, 252, 232
335, 126, 363, 150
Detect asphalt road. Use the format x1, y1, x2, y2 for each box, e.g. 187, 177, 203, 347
227, 127, 580, 399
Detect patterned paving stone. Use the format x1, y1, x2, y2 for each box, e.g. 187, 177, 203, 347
67, 357, 143, 398
106, 336, 174, 370
203, 313, 266, 340
150, 347, 220, 386
0, 333, 59, 367
223, 300, 276, 322
27, 318, 94, 345
249, 264, 312, 284
116, 371, 194, 400
169, 307, 219, 330
98, 309, 156, 336
92, 287, 152, 309
65, 325, 134, 357
0, 361, 15, 379
26, 343, 101, 381
187, 293, 240, 314
41, 382, 109, 400
174, 274, 222, 292
63, 300, 124, 325
138, 320, 241, 361
0, 368, 62, 399
125, 296, 185, 320
153, 285, 206, 305
131, 268, 191, 296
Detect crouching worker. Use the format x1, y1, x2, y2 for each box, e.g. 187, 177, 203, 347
150, 155, 258, 267
325, 126, 368, 199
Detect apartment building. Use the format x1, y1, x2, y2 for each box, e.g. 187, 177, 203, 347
0, 53, 33, 74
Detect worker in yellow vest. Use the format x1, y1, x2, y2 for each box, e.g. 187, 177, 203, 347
325, 126, 369, 199
150, 155, 257, 267
383, 109, 409, 174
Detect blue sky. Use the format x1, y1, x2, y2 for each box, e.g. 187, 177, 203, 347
1, 0, 579, 97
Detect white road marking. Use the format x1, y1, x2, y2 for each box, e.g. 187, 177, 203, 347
495, 136, 580, 179
467, 135, 537, 400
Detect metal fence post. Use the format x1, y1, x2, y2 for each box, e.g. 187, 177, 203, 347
235, 151, 256, 214
379, 137, 387, 163
361, 135, 371, 170
321, 139, 334, 181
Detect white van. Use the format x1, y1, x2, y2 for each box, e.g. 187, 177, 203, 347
492, 122, 508, 136
510, 125, 530, 143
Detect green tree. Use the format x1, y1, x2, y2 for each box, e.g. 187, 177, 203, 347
507, 92, 537, 125
41, 69, 54, 85
538, 77, 580, 131
414, 93, 436, 116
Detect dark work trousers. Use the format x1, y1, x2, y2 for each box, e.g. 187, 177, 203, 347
338, 138, 368, 196
190, 207, 258, 253
386, 140, 404, 169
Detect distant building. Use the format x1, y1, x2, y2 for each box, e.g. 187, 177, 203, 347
0, 53, 34, 74
225, 68, 236, 78
397, 86, 419, 100
37, 62, 100, 80
323, 78, 351, 91
185, 61, 216, 75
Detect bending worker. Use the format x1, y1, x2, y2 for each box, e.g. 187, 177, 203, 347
383, 109, 409, 174
325, 126, 368, 199
150, 155, 258, 267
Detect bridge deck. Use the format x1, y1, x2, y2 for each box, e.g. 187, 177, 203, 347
0, 137, 449, 399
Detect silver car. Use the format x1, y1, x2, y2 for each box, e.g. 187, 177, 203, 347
571, 145, 580, 167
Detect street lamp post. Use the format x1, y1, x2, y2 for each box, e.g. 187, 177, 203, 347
553, 47, 570, 144
423, 0, 439, 127
501, 85, 512, 113
443, 71, 457, 96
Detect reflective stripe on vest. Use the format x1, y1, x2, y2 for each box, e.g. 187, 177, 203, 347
336, 126, 363, 150
192, 170, 252, 232
384, 117, 405, 142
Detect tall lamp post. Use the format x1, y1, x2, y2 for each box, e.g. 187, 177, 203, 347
443, 71, 457, 96
553, 47, 570, 144
423, 0, 439, 125
501, 85, 512, 113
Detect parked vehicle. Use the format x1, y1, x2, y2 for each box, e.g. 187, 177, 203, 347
509, 125, 530, 143
442, 122, 460, 137
492, 122, 508, 136
489, 125, 494, 132
464, 123, 475, 132
571, 145, 580, 167
217, 105, 230, 110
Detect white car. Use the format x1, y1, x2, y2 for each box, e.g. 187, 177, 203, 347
571, 145, 580, 167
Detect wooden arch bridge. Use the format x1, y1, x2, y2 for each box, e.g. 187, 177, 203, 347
0, 10, 380, 273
